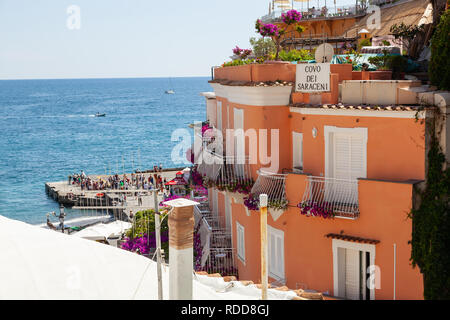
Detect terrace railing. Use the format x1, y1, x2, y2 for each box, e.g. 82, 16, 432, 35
216, 156, 254, 193
197, 151, 254, 193
196, 150, 223, 184
301, 176, 360, 219
251, 170, 288, 208
260, 4, 367, 23
203, 248, 238, 277
194, 204, 237, 276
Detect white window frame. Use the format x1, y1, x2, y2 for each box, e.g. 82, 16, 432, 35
217, 101, 223, 131
236, 221, 245, 264
225, 193, 232, 233
292, 132, 303, 172
332, 239, 376, 300
268, 225, 285, 280
324, 126, 368, 179
233, 107, 244, 160
212, 189, 218, 218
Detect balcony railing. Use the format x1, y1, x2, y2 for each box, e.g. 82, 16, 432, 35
197, 150, 254, 193
196, 150, 223, 183
251, 170, 288, 210
260, 4, 367, 23
216, 156, 253, 193
194, 204, 237, 276
301, 176, 359, 219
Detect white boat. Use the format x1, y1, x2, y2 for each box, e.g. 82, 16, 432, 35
165, 77, 175, 94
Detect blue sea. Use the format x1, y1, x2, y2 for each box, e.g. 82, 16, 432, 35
0, 77, 210, 224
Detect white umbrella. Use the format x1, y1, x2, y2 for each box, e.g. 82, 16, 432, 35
73, 221, 132, 241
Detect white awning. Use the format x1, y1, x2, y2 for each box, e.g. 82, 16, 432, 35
73, 221, 132, 241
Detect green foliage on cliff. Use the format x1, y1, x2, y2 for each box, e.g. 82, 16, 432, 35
429, 10, 450, 90
410, 114, 450, 299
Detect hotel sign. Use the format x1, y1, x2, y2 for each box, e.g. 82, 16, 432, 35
296, 63, 330, 92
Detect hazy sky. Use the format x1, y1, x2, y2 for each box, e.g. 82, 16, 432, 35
0, 0, 354, 79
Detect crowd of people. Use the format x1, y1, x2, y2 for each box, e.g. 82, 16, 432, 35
68, 170, 170, 192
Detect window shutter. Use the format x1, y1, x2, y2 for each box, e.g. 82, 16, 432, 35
345, 248, 360, 300
213, 189, 218, 218
217, 102, 222, 131
268, 226, 285, 280
333, 133, 366, 180
237, 222, 245, 262
292, 132, 303, 170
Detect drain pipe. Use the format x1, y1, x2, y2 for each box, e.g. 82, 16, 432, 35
393, 243, 397, 300
165, 198, 198, 300
260, 194, 268, 300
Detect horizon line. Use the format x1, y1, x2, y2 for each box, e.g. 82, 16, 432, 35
0, 75, 212, 81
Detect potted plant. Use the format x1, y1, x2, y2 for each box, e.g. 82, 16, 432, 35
255, 9, 304, 61
367, 48, 393, 80
298, 201, 335, 219
387, 55, 408, 80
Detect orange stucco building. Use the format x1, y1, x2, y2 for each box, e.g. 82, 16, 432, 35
196, 62, 431, 300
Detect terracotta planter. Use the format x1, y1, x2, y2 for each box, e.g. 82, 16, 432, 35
214, 65, 252, 82
263, 60, 291, 64
362, 71, 370, 81
330, 64, 353, 82
352, 71, 363, 80
369, 70, 393, 80
251, 63, 296, 82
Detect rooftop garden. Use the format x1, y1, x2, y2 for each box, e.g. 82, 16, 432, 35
221, 9, 311, 67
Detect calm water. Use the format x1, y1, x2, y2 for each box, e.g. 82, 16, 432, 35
0, 77, 210, 224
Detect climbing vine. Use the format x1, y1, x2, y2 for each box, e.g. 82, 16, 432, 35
409, 107, 450, 300
429, 9, 450, 90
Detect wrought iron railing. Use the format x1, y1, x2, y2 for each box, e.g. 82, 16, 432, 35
194, 203, 237, 276
251, 170, 288, 210
260, 4, 367, 23
196, 150, 224, 183
216, 156, 254, 193
203, 248, 238, 277
301, 176, 359, 219
197, 151, 254, 193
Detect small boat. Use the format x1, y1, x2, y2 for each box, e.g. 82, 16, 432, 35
95, 113, 106, 117
165, 90, 175, 94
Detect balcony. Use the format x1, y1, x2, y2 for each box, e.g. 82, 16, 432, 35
260, 4, 367, 24
197, 151, 254, 196
251, 170, 288, 220
216, 156, 253, 194
196, 150, 223, 184
300, 176, 359, 220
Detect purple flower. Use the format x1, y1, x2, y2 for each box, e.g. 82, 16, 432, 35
281, 9, 302, 25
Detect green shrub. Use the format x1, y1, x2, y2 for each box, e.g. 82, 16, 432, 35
387, 55, 408, 78
278, 49, 313, 62
358, 38, 371, 50
221, 58, 263, 68
126, 209, 168, 239
368, 55, 391, 70
429, 10, 450, 90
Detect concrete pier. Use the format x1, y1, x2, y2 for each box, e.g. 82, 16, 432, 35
45, 167, 187, 221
